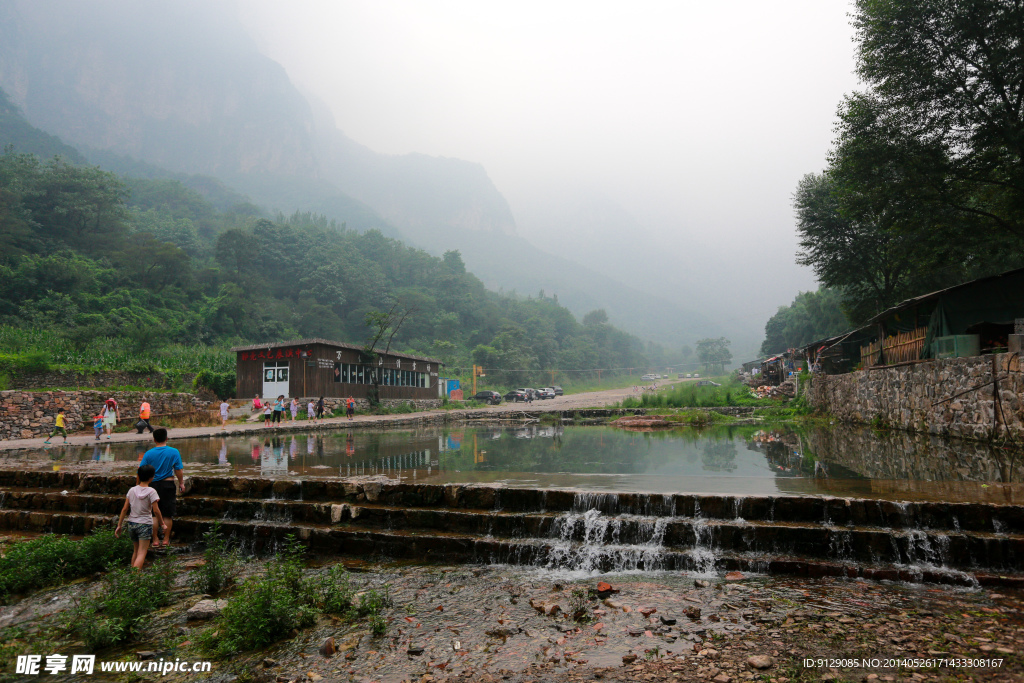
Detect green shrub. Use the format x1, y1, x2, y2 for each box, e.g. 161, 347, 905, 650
66, 561, 175, 649
0, 529, 132, 601
188, 523, 242, 595
193, 369, 236, 399
200, 572, 317, 656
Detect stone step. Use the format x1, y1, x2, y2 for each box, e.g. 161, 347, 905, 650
2, 470, 1020, 532
4, 500, 1023, 575
0, 509, 1014, 588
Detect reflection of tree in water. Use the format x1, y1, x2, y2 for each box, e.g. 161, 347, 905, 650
701, 440, 737, 472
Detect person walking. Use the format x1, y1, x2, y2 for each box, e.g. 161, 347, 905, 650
44, 408, 68, 445
289, 397, 300, 422
273, 395, 285, 424
346, 396, 355, 420
307, 398, 316, 424
219, 398, 230, 428
139, 428, 184, 549
316, 396, 325, 421
114, 463, 166, 569
101, 398, 120, 439
136, 401, 154, 434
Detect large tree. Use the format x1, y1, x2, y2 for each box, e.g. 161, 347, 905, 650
852, 0, 1024, 240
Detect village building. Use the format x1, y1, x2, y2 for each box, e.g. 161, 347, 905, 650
799, 267, 1024, 373
231, 339, 443, 402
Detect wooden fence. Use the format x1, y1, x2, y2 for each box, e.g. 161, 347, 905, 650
860, 327, 927, 367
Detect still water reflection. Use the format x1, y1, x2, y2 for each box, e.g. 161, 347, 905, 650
7, 424, 1023, 502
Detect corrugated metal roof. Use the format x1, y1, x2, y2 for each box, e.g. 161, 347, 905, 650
866, 265, 1024, 325
229, 338, 442, 365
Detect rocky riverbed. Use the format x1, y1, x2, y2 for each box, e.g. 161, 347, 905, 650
1, 546, 1022, 683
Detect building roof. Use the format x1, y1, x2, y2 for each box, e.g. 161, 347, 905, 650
230, 338, 443, 365
865, 265, 1024, 326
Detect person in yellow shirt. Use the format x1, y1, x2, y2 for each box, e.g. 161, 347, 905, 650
44, 408, 68, 445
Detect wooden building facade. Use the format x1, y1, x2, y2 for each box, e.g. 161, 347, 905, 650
232, 339, 443, 401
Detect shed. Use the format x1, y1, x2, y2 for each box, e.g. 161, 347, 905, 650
231, 339, 443, 401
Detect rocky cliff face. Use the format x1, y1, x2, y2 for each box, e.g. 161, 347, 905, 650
0, 0, 515, 236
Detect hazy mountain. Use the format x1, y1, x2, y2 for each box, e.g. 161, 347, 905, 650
0, 0, 728, 350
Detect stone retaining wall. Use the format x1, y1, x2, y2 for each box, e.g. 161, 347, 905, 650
8, 369, 196, 391
807, 354, 1024, 441
0, 390, 208, 440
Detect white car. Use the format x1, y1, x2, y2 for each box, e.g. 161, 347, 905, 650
686, 373, 692, 378
641, 374, 657, 380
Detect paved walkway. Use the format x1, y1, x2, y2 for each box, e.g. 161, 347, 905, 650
0, 381, 681, 452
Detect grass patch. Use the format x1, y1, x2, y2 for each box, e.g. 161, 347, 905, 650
188, 523, 243, 595
198, 536, 377, 657
0, 529, 132, 602
64, 561, 176, 649
618, 376, 776, 410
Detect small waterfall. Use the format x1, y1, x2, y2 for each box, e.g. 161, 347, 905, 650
539, 508, 670, 573
689, 500, 717, 575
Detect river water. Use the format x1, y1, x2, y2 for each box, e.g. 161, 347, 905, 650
6, 423, 1023, 503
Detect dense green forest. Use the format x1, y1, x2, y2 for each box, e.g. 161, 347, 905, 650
786, 0, 1024, 337
0, 101, 675, 388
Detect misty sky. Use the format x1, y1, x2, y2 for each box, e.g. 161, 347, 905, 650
244, 0, 860, 337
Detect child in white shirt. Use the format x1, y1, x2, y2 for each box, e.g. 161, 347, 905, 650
115, 464, 166, 569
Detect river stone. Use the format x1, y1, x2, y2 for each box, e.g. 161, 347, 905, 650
186, 599, 226, 621
747, 655, 774, 669
319, 637, 336, 657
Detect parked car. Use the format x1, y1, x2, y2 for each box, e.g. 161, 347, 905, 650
697, 380, 721, 387
516, 388, 540, 401
685, 373, 692, 378
641, 373, 657, 380
470, 390, 502, 405
504, 389, 527, 402
677, 374, 685, 379
552, 385, 564, 396
538, 388, 556, 399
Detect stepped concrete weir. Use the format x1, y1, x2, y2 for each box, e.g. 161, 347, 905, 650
1, 469, 1022, 587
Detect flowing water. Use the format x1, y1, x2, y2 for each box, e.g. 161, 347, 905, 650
3, 423, 1022, 581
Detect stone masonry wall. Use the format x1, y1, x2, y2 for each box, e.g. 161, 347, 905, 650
807, 354, 1024, 441
8, 369, 196, 390
0, 390, 208, 441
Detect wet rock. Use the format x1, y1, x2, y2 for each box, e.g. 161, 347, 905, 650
136, 651, 157, 660
724, 571, 745, 581
407, 645, 425, 656
695, 579, 711, 588
318, 637, 336, 657
746, 655, 774, 669
622, 654, 638, 664
186, 599, 227, 621
604, 598, 625, 610
307, 674, 323, 682
713, 674, 732, 683
262, 659, 278, 668
639, 607, 657, 617
685, 606, 701, 620
660, 614, 677, 625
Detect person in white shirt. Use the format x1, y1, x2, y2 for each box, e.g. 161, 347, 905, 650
219, 399, 230, 428
114, 464, 166, 569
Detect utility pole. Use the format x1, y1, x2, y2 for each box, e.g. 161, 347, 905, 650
472, 365, 485, 394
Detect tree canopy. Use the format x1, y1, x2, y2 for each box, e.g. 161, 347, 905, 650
793, 0, 1024, 325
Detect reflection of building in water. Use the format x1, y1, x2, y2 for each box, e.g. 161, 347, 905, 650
748, 430, 804, 475
342, 449, 431, 477
261, 439, 289, 475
